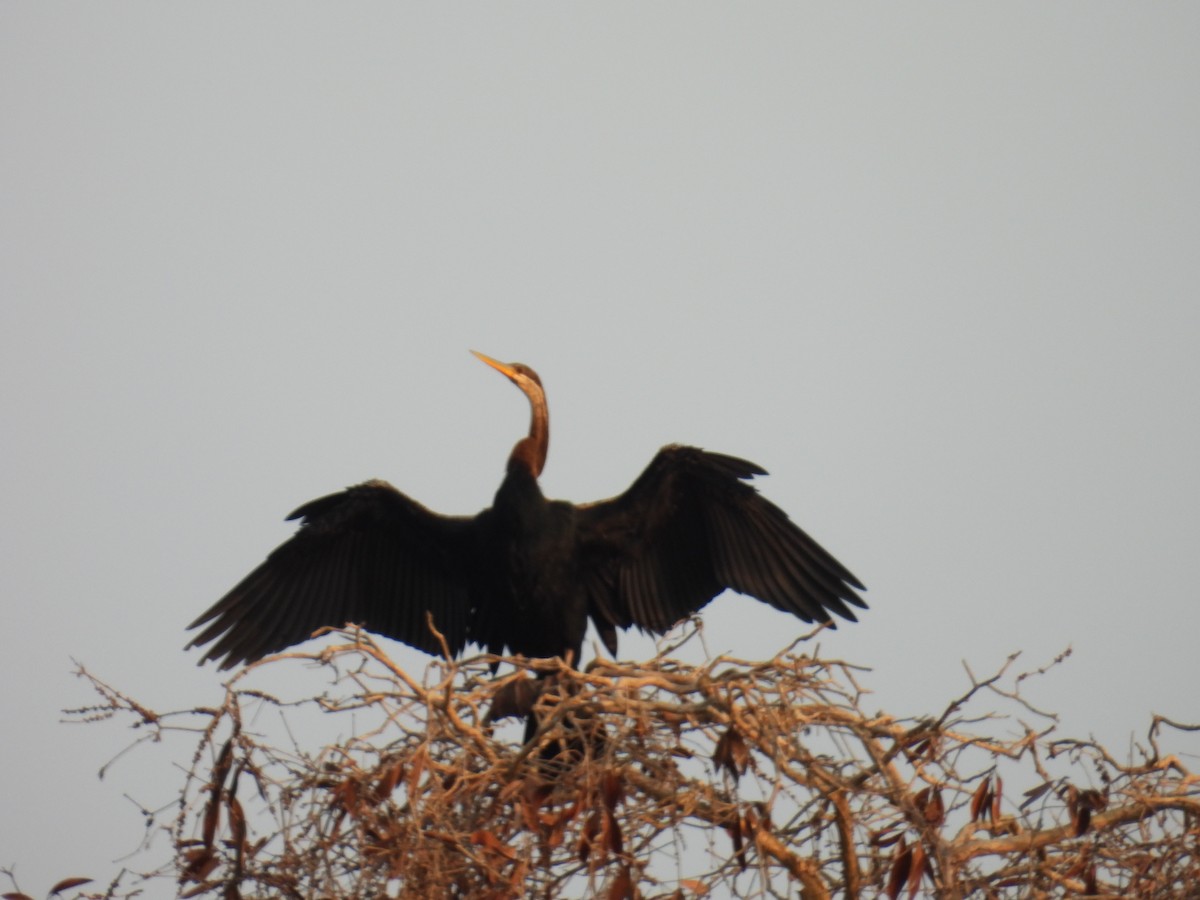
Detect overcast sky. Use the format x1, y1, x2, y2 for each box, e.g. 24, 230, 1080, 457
2, 5, 1198, 893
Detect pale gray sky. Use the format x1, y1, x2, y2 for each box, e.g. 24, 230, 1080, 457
3, 5, 1198, 893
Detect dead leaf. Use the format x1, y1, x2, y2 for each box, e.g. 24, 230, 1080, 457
212, 738, 234, 789
602, 767, 625, 812
49, 880, 94, 897
580, 810, 603, 865
180, 847, 218, 884
228, 796, 246, 850
1020, 780, 1056, 809
373, 760, 405, 803
871, 828, 904, 848
331, 778, 360, 818
922, 788, 945, 827
1080, 788, 1107, 812
886, 836, 911, 900
542, 800, 579, 850
969, 777, 991, 823
712, 727, 749, 783
739, 806, 758, 835
508, 859, 529, 892
201, 788, 221, 847
1073, 804, 1091, 837
547, 817, 566, 851
472, 829, 517, 861
608, 865, 634, 900
1065, 784, 1102, 837
519, 793, 541, 833
604, 810, 624, 856
906, 844, 925, 899
728, 815, 747, 871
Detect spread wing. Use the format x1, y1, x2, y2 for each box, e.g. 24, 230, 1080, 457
187, 480, 483, 669
575, 445, 866, 653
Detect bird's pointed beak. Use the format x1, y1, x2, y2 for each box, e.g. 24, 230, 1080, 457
471, 350, 519, 381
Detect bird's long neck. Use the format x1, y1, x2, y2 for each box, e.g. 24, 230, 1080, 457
509, 386, 549, 478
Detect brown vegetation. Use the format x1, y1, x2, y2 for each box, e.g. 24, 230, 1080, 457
35, 625, 1200, 898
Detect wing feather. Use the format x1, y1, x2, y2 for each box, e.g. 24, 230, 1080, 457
577, 445, 866, 645
187, 480, 481, 669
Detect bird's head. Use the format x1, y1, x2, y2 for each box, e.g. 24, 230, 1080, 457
471, 350, 543, 394
472, 350, 549, 477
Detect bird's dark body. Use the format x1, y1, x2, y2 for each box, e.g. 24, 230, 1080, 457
188, 353, 867, 671
487, 464, 589, 662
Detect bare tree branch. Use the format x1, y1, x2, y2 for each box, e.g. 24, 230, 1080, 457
43, 626, 1200, 899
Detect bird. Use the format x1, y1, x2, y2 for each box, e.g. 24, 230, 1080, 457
187, 351, 866, 672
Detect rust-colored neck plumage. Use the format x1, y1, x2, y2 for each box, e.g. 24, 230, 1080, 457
509, 380, 548, 478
